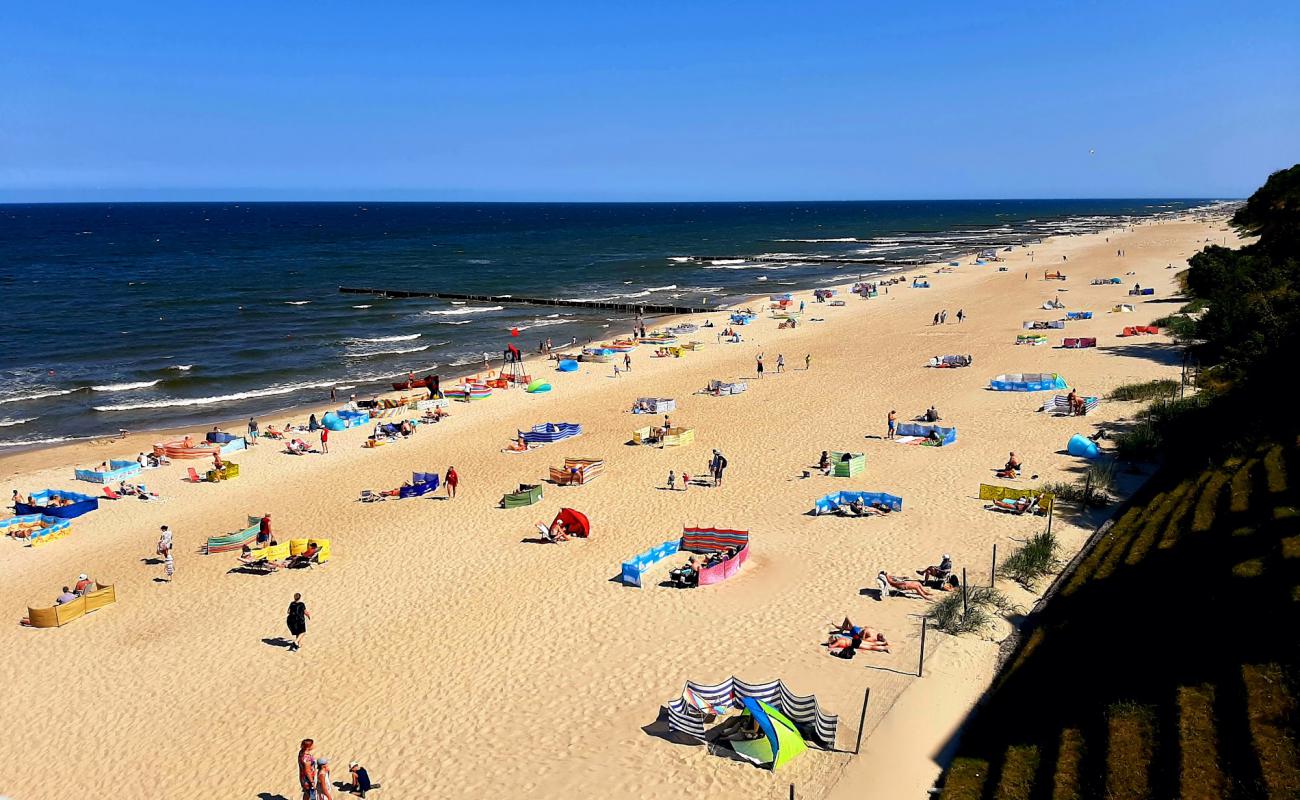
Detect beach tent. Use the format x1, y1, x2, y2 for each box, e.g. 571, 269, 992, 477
665, 677, 838, 755
989, 373, 1068, 392
552, 507, 590, 537
557, 359, 579, 372
1067, 434, 1101, 459
722, 698, 808, 770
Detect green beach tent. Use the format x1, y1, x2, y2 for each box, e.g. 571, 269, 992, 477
726, 697, 808, 770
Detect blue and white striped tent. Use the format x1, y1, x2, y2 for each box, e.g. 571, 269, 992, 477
665, 677, 838, 748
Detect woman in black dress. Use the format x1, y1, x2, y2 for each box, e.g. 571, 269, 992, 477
286, 593, 309, 651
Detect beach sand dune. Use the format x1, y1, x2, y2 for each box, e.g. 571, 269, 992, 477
0, 217, 1233, 799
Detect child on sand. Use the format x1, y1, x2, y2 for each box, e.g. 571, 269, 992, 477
666, 470, 676, 491
681, 471, 690, 491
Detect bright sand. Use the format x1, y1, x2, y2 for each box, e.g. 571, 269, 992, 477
0, 216, 1233, 799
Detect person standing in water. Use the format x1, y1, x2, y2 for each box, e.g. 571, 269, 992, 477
287, 593, 310, 651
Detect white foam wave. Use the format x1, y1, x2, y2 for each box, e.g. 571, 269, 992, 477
93, 382, 336, 412
0, 388, 83, 405
352, 304, 373, 309
709, 259, 748, 265
0, 416, 36, 427
514, 319, 573, 331
285, 300, 312, 306
0, 435, 86, 449
350, 345, 431, 358
772, 237, 861, 243
169, 364, 194, 371
436, 320, 474, 325
349, 334, 421, 343
92, 380, 160, 392
668, 256, 692, 263
424, 305, 504, 316
644, 284, 677, 292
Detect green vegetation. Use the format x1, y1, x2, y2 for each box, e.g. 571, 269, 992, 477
1040, 462, 1118, 509
931, 587, 1017, 636
998, 530, 1060, 590
937, 168, 1300, 799
1177, 685, 1223, 800
1107, 379, 1180, 402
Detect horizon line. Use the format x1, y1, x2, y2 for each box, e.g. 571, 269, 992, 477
0, 195, 1234, 206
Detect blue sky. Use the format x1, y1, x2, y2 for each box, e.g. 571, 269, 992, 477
2, 1, 1296, 201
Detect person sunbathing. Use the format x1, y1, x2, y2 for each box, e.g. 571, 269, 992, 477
879, 571, 934, 599
993, 495, 1035, 514
827, 618, 891, 656
918, 554, 953, 581
286, 542, 320, 569
506, 435, 529, 452
846, 497, 866, 516
536, 518, 569, 543
238, 546, 282, 571
670, 556, 701, 587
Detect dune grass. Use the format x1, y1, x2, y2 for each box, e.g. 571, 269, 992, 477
999, 530, 1060, 590
1107, 379, 1180, 402
1241, 663, 1300, 799
1177, 684, 1224, 800
940, 757, 990, 800
1105, 703, 1156, 800
1050, 729, 1085, 800
993, 744, 1039, 800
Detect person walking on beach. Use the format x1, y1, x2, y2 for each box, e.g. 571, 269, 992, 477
776, 354, 785, 373
940, 309, 947, 324
445, 466, 459, 498
258, 513, 273, 547
163, 539, 175, 582
248, 417, 259, 445
956, 309, 965, 324
320, 427, 329, 454
804, 353, 811, 371
624, 353, 632, 371
287, 593, 309, 651
711, 450, 728, 487
298, 739, 318, 800
756, 354, 764, 378
932, 311, 939, 326
887, 410, 897, 440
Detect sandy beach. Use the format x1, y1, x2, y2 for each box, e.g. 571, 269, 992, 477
0, 215, 1232, 799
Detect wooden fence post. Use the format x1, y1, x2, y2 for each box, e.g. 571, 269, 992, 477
853, 687, 872, 755
990, 543, 998, 587
917, 618, 928, 677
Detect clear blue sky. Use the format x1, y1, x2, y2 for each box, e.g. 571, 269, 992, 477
2, 1, 1296, 201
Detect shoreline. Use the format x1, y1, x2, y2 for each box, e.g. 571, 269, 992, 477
0, 211, 1236, 799
0, 208, 1210, 479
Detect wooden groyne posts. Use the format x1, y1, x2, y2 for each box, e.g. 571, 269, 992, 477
338, 287, 716, 315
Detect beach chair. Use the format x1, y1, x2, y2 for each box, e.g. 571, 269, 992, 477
187, 467, 203, 483
102, 486, 121, 500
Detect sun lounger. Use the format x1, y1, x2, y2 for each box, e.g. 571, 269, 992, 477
102, 486, 121, 500
187, 467, 203, 483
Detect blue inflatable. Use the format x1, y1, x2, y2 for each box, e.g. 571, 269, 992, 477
558, 359, 579, 372
1067, 434, 1101, 459
321, 412, 346, 431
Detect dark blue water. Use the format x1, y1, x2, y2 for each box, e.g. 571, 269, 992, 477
0, 200, 1211, 448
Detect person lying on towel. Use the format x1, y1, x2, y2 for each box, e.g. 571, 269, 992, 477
827, 618, 890, 657
238, 544, 283, 570
878, 571, 934, 600
993, 495, 1035, 514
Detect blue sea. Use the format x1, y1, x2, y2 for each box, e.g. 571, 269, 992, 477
0, 200, 1212, 449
